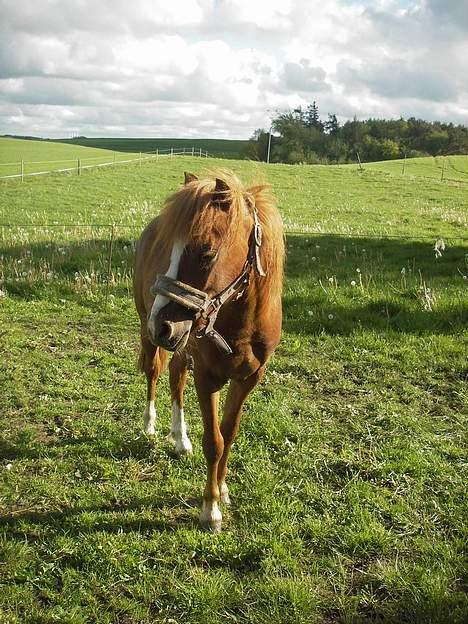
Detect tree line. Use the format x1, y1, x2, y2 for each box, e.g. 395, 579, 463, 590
242, 102, 468, 164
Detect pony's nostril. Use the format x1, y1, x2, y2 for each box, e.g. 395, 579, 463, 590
158, 321, 173, 341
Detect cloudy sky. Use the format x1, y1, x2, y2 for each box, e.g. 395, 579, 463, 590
0, 0, 467, 139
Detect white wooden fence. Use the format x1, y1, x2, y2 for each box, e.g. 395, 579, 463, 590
0, 147, 210, 181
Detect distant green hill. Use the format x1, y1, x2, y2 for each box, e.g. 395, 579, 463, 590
55, 137, 249, 159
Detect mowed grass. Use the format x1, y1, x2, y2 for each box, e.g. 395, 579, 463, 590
0, 153, 467, 623
0, 138, 142, 177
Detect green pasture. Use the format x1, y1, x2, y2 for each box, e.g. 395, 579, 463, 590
0, 150, 467, 623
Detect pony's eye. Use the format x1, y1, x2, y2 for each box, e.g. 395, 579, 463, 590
200, 249, 218, 265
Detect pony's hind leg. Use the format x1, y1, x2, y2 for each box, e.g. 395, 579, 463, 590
140, 335, 163, 435
168, 352, 193, 456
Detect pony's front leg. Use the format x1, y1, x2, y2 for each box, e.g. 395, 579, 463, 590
168, 353, 192, 456
194, 369, 225, 532
218, 366, 265, 506
140, 335, 163, 435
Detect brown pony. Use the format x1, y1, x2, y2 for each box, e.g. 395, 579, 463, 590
133, 170, 284, 532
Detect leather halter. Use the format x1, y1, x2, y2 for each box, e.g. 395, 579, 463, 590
150, 210, 265, 355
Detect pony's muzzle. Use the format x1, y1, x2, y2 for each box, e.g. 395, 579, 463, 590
149, 317, 193, 352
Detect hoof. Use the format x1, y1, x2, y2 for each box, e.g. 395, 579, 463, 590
200, 517, 222, 533
199, 501, 222, 533
144, 424, 156, 436
169, 433, 193, 457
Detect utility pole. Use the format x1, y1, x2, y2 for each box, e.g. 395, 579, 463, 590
266, 127, 273, 164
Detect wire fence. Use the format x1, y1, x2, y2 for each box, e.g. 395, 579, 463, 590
1, 222, 467, 241
0, 147, 210, 180
362, 155, 468, 184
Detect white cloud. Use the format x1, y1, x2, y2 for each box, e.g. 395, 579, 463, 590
0, 0, 466, 138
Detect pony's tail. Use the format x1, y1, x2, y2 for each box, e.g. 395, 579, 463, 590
137, 345, 170, 374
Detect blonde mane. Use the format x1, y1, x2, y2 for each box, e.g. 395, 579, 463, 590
153, 170, 284, 301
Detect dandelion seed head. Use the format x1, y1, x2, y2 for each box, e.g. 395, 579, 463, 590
328, 314, 334, 320
351, 280, 356, 287
311, 256, 317, 261
328, 277, 334, 283
356, 268, 361, 273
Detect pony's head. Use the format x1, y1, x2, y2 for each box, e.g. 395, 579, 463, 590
147, 170, 283, 352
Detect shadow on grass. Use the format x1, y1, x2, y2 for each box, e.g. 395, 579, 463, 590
0, 495, 200, 537
1, 234, 467, 334
0, 430, 158, 461
283, 295, 467, 335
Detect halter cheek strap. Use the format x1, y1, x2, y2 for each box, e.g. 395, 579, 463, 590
150, 210, 265, 355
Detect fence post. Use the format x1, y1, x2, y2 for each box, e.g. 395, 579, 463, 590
139, 152, 142, 167
77, 159, 81, 175
156, 148, 159, 160
356, 152, 363, 171
170, 148, 173, 158
199, 148, 202, 157
440, 157, 445, 182
105, 224, 115, 304
21, 160, 24, 182
192, 147, 194, 156
402, 152, 406, 175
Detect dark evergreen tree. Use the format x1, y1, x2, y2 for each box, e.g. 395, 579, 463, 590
305, 101, 323, 130
324, 114, 339, 135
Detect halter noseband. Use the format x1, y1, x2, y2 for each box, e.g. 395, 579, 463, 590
150, 210, 265, 355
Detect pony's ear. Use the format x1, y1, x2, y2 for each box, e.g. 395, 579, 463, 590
184, 171, 198, 185
212, 178, 230, 210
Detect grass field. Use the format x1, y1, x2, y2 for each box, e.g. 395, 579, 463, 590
0, 146, 467, 623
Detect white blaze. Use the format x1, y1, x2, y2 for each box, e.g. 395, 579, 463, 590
148, 239, 185, 336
